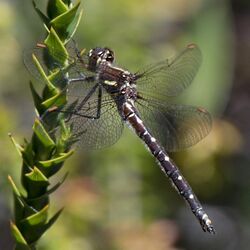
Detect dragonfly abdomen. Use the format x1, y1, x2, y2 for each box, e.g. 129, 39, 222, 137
122, 101, 215, 233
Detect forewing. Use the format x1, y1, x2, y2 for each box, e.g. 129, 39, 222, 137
136, 44, 202, 98
135, 98, 212, 152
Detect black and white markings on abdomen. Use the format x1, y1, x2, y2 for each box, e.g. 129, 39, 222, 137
122, 101, 214, 233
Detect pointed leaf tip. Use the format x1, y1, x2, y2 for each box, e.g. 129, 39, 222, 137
33, 118, 55, 148
9, 133, 24, 156
10, 221, 29, 247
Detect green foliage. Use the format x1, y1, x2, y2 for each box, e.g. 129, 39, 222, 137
9, 0, 82, 248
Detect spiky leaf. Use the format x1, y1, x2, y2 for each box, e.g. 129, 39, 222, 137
50, 1, 81, 40
47, 0, 69, 19
32, 119, 55, 149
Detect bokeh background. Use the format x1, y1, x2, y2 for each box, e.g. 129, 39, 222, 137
1, 0, 250, 249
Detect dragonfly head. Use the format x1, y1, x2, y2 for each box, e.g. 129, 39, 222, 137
88, 47, 114, 71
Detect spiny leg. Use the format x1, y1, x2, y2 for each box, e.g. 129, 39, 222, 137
64, 84, 102, 120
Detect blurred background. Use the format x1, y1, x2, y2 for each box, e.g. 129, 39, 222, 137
0, 0, 250, 249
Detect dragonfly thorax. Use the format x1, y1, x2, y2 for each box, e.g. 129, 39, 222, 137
120, 80, 137, 101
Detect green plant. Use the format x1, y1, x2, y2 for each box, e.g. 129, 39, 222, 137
9, 0, 82, 249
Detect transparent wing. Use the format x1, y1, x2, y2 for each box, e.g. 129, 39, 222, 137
40, 81, 123, 150
136, 44, 202, 99
135, 97, 212, 152
66, 94, 124, 150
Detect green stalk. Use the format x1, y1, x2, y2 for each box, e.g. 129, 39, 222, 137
9, 0, 83, 249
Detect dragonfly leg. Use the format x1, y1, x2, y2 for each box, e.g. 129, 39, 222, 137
69, 39, 86, 65
69, 85, 102, 120
63, 84, 102, 122
39, 82, 102, 125
69, 75, 86, 83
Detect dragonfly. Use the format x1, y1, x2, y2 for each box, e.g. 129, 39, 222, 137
24, 41, 215, 233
